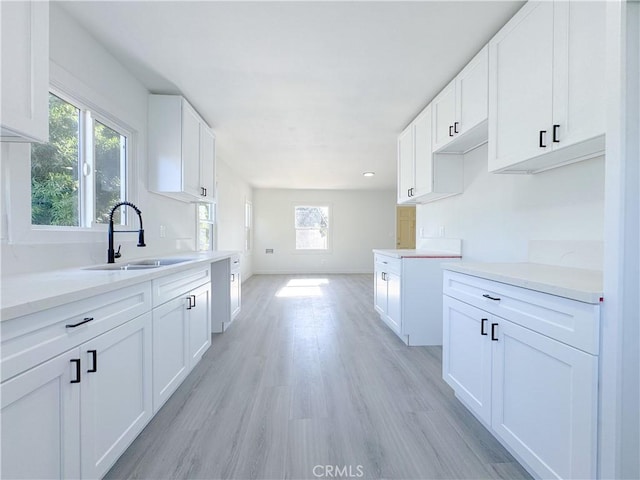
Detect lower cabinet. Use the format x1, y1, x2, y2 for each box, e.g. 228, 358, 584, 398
373, 252, 458, 346
211, 255, 242, 333
442, 271, 599, 480
1, 349, 81, 479
152, 281, 211, 413
0, 312, 153, 480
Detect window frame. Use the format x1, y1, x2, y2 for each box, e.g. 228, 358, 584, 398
293, 203, 332, 253
196, 202, 216, 252
6, 63, 139, 245
245, 199, 252, 253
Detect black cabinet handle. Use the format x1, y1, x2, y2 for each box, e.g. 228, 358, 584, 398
66, 317, 94, 328
539, 130, 547, 148
87, 350, 97, 373
70, 359, 81, 383
381, 272, 387, 281
186, 296, 193, 310
231, 273, 235, 282
553, 124, 560, 143
449, 125, 454, 137
491, 323, 499, 341
454, 121, 459, 134
482, 294, 501, 301
480, 318, 488, 336
191, 294, 196, 308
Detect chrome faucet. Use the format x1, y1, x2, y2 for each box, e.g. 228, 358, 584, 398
107, 201, 146, 263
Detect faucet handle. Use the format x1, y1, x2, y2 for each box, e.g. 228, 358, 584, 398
114, 245, 122, 259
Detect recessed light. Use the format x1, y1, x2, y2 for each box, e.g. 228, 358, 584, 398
363, 171, 375, 177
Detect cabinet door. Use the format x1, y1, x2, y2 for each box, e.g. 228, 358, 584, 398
442, 296, 492, 424
80, 313, 153, 479
413, 106, 433, 196
230, 272, 241, 320
431, 80, 456, 152
456, 45, 488, 136
491, 319, 598, 480
1, 349, 81, 479
188, 283, 212, 367
152, 296, 189, 412
397, 124, 414, 203
551, 1, 606, 151
181, 102, 201, 198
385, 272, 402, 335
0, 0, 49, 142
199, 124, 216, 201
488, 2, 554, 172
374, 268, 387, 316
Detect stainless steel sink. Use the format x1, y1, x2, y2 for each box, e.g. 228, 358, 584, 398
85, 257, 193, 271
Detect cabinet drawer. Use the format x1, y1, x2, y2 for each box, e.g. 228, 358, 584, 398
152, 265, 210, 307
443, 271, 599, 354
1, 282, 152, 382
374, 255, 401, 275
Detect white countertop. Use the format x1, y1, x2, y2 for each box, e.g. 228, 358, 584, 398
442, 262, 603, 304
373, 249, 462, 259
0, 251, 238, 321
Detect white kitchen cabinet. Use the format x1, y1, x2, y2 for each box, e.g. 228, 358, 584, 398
0, 0, 49, 143
148, 94, 216, 202
1, 349, 81, 479
188, 283, 212, 366
442, 295, 492, 424
397, 104, 463, 205
0, 284, 153, 480
230, 257, 241, 321
442, 269, 599, 479
80, 313, 153, 479
374, 251, 459, 346
432, 46, 489, 154
151, 267, 211, 412
488, 1, 606, 173
211, 255, 242, 332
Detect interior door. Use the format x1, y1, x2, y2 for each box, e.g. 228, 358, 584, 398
396, 206, 416, 249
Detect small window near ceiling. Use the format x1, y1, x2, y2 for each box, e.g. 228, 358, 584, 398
31, 91, 129, 228
197, 203, 215, 251
294, 205, 330, 250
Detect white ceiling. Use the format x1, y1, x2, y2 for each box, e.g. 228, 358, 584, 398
60, 1, 523, 190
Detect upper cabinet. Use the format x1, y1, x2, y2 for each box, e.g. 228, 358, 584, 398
432, 46, 489, 154
397, 104, 463, 205
488, 1, 606, 173
0, 1, 49, 143
148, 95, 216, 203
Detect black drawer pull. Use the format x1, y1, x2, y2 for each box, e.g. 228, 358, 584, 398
454, 121, 459, 134
186, 296, 193, 310
70, 359, 81, 383
191, 294, 196, 308
482, 294, 501, 301
553, 124, 560, 143
449, 125, 454, 137
66, 317, 94, 328
491, 323, 499, 341
87, 350, 97, 373
480, 318, 488, 336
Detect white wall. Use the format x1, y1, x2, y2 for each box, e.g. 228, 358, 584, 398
416, 144, 605, 266
216, 158, 253, 281
1, 5, 198, 275
253, 188, 396, 274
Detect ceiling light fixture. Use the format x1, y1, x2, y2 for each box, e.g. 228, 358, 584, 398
363, 171, 375, 177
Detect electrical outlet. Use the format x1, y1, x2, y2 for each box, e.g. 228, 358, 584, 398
266, 248, 274, 254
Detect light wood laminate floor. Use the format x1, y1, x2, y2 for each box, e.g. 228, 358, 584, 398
106, 274, 531, 480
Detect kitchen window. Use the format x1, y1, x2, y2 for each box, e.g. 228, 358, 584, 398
31, 91, 130, 228
245, 200, 252, 252
197, 203, 216, 251
294, 205, 330, 250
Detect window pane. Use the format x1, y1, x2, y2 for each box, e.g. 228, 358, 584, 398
296, 229, 328, 250
197, 203, 214, 251
295, 206, 329, 229
94, 120, 126, 224
31, 94, 80, 226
